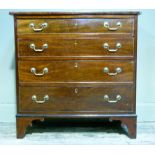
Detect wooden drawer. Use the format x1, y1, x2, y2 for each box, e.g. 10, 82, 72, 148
18, 60, 134, 83
17, 18, 134, 34
18, 37, 134, 58
19, 85, 134, 113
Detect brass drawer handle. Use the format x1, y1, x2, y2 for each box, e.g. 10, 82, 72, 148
30, 67, 48, 76
103, 43, 121, 52
30, 43, 48, 52
104, 95, 121, 103
104, 21, 122, 31
29, 23, 48, 32
32, 95, 49, 104
103, 67, 122, 76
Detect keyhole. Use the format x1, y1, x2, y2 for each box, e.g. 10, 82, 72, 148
75, 88, 78, 94
74, 21, 78, 26
74, 40, 78, 46
74, 62, 78, 68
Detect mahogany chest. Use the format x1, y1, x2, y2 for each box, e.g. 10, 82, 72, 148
10, 11, 140, 138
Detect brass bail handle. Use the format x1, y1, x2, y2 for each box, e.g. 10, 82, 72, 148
104, 95, 122, 103
30, 43, 48, 52
29, 22, 48, 32
104, 21, 122, 31
103, 42, 121, 52
30, 67, 48, 76
103, 67, 122, 76
32, 95, 49, 104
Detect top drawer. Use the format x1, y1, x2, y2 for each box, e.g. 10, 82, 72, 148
17, 18, 134, 34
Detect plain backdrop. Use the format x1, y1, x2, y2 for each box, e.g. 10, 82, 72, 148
0, 9, 155, 122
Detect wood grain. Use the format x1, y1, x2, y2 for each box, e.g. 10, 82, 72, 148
18, 37, 134, 58
19, 85, 134, 113
17, 18, 134, 34
18, 60, 134, 83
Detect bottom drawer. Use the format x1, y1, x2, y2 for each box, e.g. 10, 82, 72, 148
18, 85, 135, 114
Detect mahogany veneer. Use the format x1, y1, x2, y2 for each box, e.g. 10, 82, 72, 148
10, 11, 140, 138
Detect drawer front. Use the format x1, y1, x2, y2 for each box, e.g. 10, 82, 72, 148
17, 18, 134, 34
18, 60, 134, 83
18, 37, 134, 58
19, 85, 134, 113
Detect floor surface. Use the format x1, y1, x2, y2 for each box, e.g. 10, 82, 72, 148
0, 121, 155, 145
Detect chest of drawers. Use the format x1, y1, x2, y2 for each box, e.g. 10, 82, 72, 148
10, 11, 140, 139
